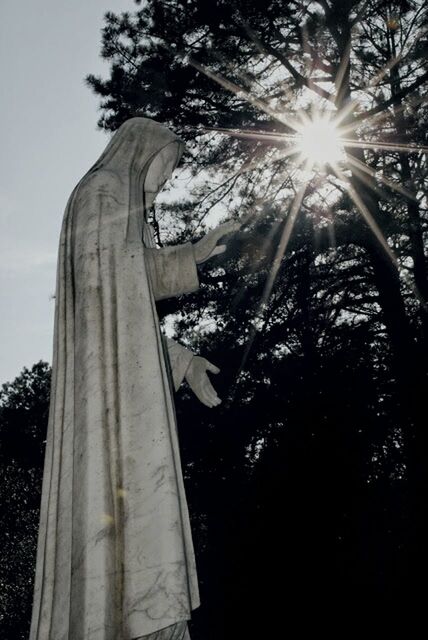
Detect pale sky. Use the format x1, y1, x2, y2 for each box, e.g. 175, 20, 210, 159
0, 0, 132, 384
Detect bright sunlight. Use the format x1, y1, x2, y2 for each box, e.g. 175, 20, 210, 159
296, 115, 344, 166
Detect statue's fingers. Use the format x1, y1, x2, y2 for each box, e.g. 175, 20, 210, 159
201, 382, 218, 404
203, 390, 220, 407
209, 244, 226, 257
203, 377, 221, 403
205, 389, 220, 406
196, 386, 213, 407
200, 388, 216, 407
206, 361, 220, 374
193, 379, 215, 405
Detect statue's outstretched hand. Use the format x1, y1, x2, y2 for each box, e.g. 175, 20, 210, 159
193, 221, 240, 264
185, 356, 221, 408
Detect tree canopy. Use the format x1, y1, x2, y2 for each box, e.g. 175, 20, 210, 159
0, 363, 50, 640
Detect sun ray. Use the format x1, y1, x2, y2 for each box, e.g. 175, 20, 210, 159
338, 89, 427, 140
230, 169, 311, 397
230, 210, 288, 312
158, 40, 303, 133
331, 163, 400, 267
346, 161, 406, 205
365, 54, 402, 91
333, 66, 404, 132
231, 165, 303, 310
333, 18, 428, 132
184, 53, 302, 133
342, 138, 428, 155
201, 125, 428, 158
272, 167, 312, 270
195, 132, 305, 204
240, 19, 334, 105
333, 163, 428, 311
202, 126, 296, 144
346, 153, 419, 202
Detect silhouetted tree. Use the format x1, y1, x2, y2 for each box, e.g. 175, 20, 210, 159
0, 362, 50, 640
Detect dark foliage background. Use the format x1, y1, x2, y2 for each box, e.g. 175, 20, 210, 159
1, 0, 427, 637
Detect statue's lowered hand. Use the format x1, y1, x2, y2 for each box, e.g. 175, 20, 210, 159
185, 356, 221, 408
193, 221, 240, 264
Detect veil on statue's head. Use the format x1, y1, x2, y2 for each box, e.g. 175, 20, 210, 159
81, 116, 185, 243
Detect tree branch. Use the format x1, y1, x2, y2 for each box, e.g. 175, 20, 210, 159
353, 70, 428, 124
239, 21, 335, 103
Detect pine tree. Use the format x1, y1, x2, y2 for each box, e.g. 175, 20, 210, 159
0, 362, 50, 640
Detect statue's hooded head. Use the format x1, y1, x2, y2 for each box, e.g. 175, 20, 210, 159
86, 117, 184, 241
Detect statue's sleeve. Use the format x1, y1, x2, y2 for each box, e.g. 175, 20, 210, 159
164, 336, 194, 391
145, 243, 200, 301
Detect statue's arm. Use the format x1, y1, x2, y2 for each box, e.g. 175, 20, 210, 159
164, 336, 194, 391
144, 219, 240, 300
145, 243, 200, 301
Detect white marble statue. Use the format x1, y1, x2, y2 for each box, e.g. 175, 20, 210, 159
29, 117, 238, 640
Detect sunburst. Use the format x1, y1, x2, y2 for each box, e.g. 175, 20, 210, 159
166, 17, 427, 390
295, 114, 345, 167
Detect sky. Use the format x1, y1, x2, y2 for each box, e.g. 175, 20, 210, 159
0, 0, 132, 384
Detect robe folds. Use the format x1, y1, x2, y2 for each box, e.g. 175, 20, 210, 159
29, 118, 201, 640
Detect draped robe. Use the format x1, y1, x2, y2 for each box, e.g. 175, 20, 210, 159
29, 118, 201, 640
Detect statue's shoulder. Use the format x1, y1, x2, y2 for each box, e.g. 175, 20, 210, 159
81, 169, 123, 191
74, 170, 125, 206
74, 169, 126, 214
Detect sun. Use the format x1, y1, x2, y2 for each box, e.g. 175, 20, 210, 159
296, 115, 344, 166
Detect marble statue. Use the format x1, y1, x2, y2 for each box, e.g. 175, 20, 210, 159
29, 117, 239, 640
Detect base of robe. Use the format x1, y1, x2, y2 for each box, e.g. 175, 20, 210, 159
134, 621, 190, 640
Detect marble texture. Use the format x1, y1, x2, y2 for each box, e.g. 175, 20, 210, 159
29, 119, 201, 640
